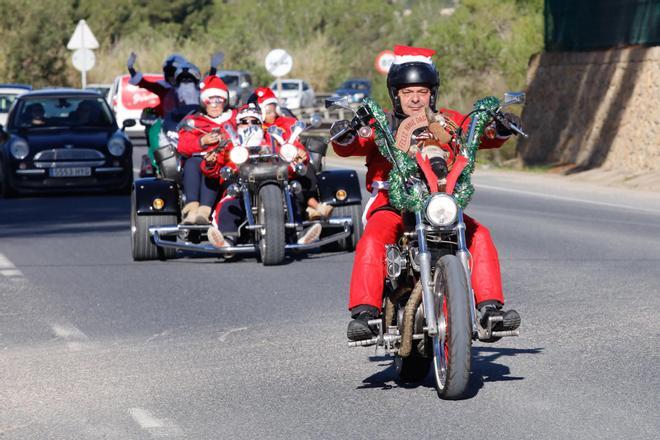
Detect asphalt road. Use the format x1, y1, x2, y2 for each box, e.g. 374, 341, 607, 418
1, 152, 659, 439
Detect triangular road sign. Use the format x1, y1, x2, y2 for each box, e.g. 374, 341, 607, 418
67, 19, 99, 50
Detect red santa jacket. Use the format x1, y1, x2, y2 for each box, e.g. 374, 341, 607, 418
177, 109, 237, 157
332, 108, 508, 192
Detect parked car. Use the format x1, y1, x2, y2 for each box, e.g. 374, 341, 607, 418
333, 78, 371, 103
217, 70, 253, 108
107, 74, 163, 138
0, 88, 135, 197
269, 79, 315, 109
86, 83, 112, 101
0, 84, 32, 127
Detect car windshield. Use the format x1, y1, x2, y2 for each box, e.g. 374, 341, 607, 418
220, 75, 239, 87
276, 82, 300, 91
11, 97, 114, 129
0, 93, 19, 114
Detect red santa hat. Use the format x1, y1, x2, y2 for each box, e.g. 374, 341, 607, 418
199, 75, 229, 102
253, 87, 278, 107
235, 104, 263, 124
393, 45, 436, 65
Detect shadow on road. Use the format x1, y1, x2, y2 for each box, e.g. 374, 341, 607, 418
0, 194, 129, 237
357, 346, 544, 398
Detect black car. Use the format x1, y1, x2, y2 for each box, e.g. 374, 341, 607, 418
0, 88, 135, 197
333, 78, 371, 103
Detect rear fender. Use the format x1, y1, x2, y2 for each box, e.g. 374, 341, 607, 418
133, 177, 180, 216
317, 169, 362, 206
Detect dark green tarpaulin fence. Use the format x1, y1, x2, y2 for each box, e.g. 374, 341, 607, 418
545, 0, 660, 51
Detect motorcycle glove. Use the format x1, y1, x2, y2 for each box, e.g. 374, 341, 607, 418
330, 119, 356, 146
495, 112, 522, 137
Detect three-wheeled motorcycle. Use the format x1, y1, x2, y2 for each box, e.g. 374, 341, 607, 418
130, 114, 363, 263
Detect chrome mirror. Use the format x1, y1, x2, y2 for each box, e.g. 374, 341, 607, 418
309, 113, 322, 129
325, 96, 351, 111
503, 92, 525, 106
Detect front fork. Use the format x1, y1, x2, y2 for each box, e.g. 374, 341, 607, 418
456, 209, 478, 337
417, 210, 478, 339
415, 212, 438, 336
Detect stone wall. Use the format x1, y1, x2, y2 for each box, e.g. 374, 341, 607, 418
517, 47, 660, 173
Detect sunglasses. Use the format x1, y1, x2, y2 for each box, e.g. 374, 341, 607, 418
239, 118, 261, 126
203, 96, 225, 105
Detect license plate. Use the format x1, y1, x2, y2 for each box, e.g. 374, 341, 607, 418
49, 167, 92, 177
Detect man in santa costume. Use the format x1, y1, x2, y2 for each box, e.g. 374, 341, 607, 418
202, 104, 323, 248
177, 75, 236, 225
249, 87, 334, 220
331, 45, 521, 342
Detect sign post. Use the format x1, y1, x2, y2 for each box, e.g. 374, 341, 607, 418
67, 19, 99, 89
265, 49, 293, 105
375, 50, 395, 75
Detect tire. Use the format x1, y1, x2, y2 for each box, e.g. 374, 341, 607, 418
0, 164, 17, 198
257, 184, 285, 266
396, 350, 431, 383
432, 254, 472, 399
334, 204, 363, 251
130, 188, 176, 261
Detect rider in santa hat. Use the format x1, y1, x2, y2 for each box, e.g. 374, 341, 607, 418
177, 75, 236, 225
330, 45, 522, 342
202, 103, 323, 248
249, 87, 334, 220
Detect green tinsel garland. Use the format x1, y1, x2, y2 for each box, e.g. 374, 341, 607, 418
453, 96, 501, 208
363, 97, 427, 212
361, 96, 502, 211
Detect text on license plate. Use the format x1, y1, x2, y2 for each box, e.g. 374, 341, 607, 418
49, 167, 92, 177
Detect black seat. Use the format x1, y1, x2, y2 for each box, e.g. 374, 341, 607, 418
303, 136, 327, 174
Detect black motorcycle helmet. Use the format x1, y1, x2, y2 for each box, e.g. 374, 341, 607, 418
387, 61, 440, 119
163, 54, 187, 85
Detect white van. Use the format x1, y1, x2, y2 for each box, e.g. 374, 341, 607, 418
108, 74, 164, 141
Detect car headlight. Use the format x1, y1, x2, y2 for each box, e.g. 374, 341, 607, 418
279, 143, 298, 162
10, 138, 29, 160
108, 137, 126, 157
425, 194, 458, 227
229, 146, 249, 165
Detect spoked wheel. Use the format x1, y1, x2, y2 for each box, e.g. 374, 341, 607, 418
432, 255, 472, 399
256, 184, 285, 266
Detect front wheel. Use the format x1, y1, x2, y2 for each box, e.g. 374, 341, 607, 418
130, 188, 176, 261
432, 254, 472, 399
257, 184, 286, 266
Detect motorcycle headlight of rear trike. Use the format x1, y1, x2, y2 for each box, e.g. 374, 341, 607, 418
425, 193, 458, 227
230, 146, 249, 165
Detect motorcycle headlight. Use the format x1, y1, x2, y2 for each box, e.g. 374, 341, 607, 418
10, 138, 29, 160
229, 146, 249, 165
425, 194, 458, 227
108, 137, 126, 157
279, 143, 298, 162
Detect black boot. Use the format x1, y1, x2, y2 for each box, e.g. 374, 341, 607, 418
347, 306, 379, 341
478, 302, 521, 342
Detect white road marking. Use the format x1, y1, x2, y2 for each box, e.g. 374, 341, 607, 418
476, 184, 660, 214
128, 408, 183, 437
51, 322, 89, 351
0, 253, 25, 280
218, 326, 248, 342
